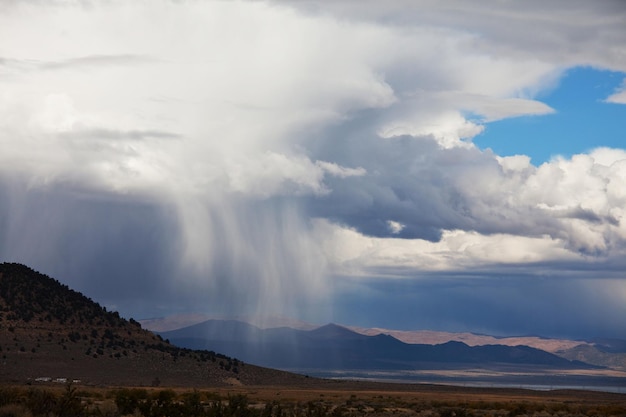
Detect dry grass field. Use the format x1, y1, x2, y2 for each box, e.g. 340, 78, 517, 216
208, 381, 626, 413
1, 380, 625, 417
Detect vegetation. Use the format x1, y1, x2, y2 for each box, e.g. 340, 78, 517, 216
0, 263, 259, 386
0, 263, 118, 327
0, 384, 624, 417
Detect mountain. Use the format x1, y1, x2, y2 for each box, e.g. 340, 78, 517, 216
590, 338, 626, 354
557, 339, 626, 370
348, 326, 589, 353
140, 314, 317, 332
152, 315, 626, 372
160, 320, 593, 372
349, 327, 626, 370
0, 263, 312, 387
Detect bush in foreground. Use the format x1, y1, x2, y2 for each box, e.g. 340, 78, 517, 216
0, 385, 624, 417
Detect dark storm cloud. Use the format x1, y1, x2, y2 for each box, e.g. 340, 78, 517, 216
557, 206, 619, 226
303, 118, 620, 256
0, 180, 177, 304
332, 273, 626, 339
0, 178, 327, 321
308, 134, 464, 241
1, 0, 626, 339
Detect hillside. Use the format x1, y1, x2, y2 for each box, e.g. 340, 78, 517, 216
557, 343, 626, 370
0, 263, 311, 387
160, 320, 593, 372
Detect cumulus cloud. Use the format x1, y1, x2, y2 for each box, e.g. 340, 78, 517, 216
311, 142, 626, 268
1, 0, 625, 336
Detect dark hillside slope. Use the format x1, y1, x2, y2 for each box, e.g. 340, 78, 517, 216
0, 263, 310, 387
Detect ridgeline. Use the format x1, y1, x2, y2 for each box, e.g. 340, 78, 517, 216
0, 263, 309, 387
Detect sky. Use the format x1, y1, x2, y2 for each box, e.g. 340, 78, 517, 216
1, 0, 626, 340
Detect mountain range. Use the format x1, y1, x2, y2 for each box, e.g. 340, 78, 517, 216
2, 262, 624, 389
158, 319, 597, 372
146, 314, 626, 372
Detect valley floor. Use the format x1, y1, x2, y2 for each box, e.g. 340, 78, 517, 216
3, 381, 625, 417
295, 367, 626, 394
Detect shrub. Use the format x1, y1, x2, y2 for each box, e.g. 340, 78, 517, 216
0, 388, 22, 408
115, 388, 148, 415
0, 404, 32, 417
26, 389, 56, 417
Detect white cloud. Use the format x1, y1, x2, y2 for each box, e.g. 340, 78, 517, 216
227, 152, 327, 198
1, 0, 626, 333
4, 0, 619, 199
605, 80, 626, 104
0, 1, 399, 195
387, 220, 405, 235
377, 109, 485, 147
316, 161, 366, 178
313, 219, 580, 276
312, 145, 626, 278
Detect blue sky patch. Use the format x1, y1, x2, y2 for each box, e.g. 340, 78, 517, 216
474, 67, 626, 164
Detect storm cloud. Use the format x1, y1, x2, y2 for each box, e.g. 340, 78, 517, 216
1, 0, 625, 337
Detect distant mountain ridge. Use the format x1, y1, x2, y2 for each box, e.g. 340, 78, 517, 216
140, 314, 316, 332
348, 326, 589, 353
160, 319, 594, 372
349, 329, 626, 371
141, 314, 591, 353
147, 315, 626, 371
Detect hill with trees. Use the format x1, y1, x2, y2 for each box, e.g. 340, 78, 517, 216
0, 263, 310, 387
